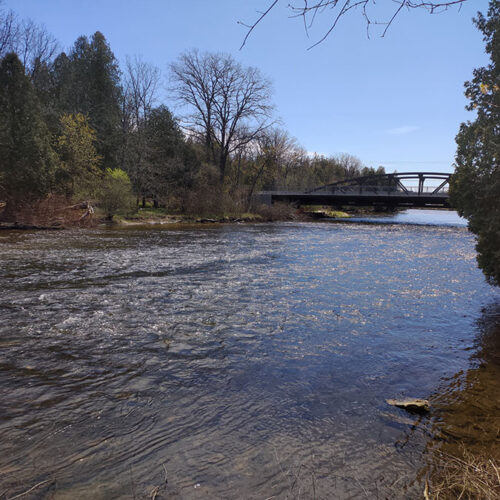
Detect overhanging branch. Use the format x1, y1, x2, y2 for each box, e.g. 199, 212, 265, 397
239, 0, 468, 49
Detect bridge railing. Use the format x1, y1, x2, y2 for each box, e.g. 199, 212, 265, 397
310, 185, 449, 195
402, 186, 449, 193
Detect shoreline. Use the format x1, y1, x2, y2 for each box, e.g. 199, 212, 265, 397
0, 206, 462, 231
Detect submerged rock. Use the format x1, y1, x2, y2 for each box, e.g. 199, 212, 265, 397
386, 398, 430, 414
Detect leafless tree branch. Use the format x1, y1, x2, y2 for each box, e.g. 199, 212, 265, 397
239, 0, 279, 49
14, 18, 59, 77
0, 2, 18, 57
169, 50, 275, 183
0, 3, 58, 77
125, 55, 161, 125
240, 0, 468, 49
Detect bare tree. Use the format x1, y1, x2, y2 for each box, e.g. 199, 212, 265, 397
336, 153, 365, 177
245, 128, 301, 201
1, 3, 58, 77
14, 19, 59, 77
240, 0, 468, 49
122, 56, 161, 204
0, 2, 18, 57
169, 50, 274, 183
268, 129, 305, 189
125, 55, 161, 124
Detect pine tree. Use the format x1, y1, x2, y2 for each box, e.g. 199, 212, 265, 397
143, 105, 198, 204
450, 0, 500, 285
123, 105, 199, 206
0, 53, 58, 218
52, 32, 122, 168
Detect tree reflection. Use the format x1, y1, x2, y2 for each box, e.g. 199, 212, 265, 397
424, 303, 500, 498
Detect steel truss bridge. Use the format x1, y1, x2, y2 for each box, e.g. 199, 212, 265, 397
257, 172, 452, 208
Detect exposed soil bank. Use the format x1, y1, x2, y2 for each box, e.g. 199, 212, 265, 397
5, 197, 428, 230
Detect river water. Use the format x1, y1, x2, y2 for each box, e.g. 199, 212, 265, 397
0, 210, 498, 499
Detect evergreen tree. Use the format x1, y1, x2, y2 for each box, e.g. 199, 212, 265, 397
450, 0, 500, 285
56, 113, 101, 198
52, 32, 122, 168
31, 59, 60, 133
144, 105, 198, 204
0, 53, 58, 217
124, 105, 199, 207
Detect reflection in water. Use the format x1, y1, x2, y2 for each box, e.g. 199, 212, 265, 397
431, 304, 500, 457
422, 304, 500, 497
345, 209, 467, 227
0, 221, 498, 499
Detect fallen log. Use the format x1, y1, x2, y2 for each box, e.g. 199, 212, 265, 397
386, 398, 430, 414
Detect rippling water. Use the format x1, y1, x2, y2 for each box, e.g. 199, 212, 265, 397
0, 212, 498, 499
343, 208, 467, 227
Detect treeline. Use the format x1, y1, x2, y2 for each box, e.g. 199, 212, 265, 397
0, 5, 385, 221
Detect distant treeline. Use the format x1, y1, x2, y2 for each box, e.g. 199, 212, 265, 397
0, 5, 385, 220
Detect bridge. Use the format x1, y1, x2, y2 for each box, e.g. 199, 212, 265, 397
257, 172, 452, 208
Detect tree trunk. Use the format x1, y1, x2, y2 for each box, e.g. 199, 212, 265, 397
219, 151, 228, 184
246, 161, 267, 211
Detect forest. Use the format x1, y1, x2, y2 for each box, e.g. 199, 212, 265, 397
0, 5, 385, 225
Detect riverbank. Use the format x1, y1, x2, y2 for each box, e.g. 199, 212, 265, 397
119, 206, 353, 226
0, 203, 345, 229
119, 207, 304, 225
3, 197, 429, 230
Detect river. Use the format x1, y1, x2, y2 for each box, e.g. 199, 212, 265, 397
0, 209, 498, 499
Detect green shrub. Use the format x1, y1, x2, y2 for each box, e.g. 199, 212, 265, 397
98, 168, 136, 219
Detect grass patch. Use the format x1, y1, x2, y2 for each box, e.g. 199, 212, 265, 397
426, 448, 500, 499
220, 212, 264, 221
322, 210, 350, 218
122, 208, 266, 223
125, 207, 171, 220
301, 205, 350, 218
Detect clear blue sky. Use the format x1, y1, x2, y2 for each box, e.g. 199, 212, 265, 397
6, 0, 491, 173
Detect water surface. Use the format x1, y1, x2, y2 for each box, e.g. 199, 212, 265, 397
0, 213, 498, 498
343, 208, 467, 227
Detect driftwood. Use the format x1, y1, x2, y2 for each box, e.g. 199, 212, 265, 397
79, 204, 95, 221
386, 398, 430, 414
60, 201, 95, 224
197, 218, 219, 223
63, 201, 94, 211
64, 201, 89, 210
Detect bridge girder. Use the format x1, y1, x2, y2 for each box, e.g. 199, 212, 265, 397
306, 172, 452, 196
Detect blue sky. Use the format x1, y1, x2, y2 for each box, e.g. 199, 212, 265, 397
6, 0, 491, 173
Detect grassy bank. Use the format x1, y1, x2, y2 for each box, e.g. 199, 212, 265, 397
300, 205, 350, 219
119, 203, 311, 225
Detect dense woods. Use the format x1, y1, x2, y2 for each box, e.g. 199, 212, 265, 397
0, 4, 384, 223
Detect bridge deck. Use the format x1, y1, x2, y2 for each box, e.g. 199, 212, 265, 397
257, 172, 452, 208
257, 190, 450, 208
